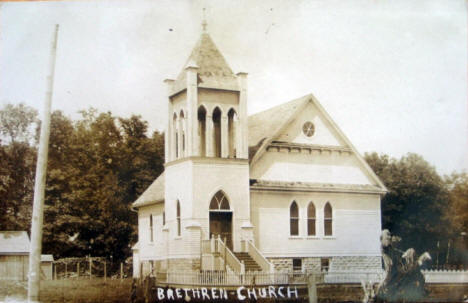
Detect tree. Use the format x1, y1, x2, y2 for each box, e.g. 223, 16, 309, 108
365, 152, 449, 255
0, 103, 38, 230
0, 103, 37, 144
42, 110, 164, 261
444, 173, 468, 266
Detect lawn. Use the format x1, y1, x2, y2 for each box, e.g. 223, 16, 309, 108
0, 278, 133, 303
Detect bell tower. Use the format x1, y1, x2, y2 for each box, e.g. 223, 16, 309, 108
163, 23, 252, 256
164, 34, 248, 162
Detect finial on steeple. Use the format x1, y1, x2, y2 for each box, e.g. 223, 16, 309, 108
202, 8, 207, 32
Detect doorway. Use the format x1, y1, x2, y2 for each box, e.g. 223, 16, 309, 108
209, 212, 233, 250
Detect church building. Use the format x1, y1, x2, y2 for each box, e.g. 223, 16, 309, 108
132, 26, 387, 278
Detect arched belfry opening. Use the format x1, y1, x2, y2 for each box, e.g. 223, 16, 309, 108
227, 108, 237, 158
209, 190, 232, 249
197, 106, 207, 157
212, 107, 222, 157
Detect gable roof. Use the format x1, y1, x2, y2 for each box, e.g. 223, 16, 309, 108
171, 33, 239, 94
132, 173, 165, 209
248, 93, 387, 192
0, 231, 30, 255
248, 95, 310, 159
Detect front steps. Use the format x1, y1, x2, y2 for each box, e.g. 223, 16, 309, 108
234, 252, 262, 272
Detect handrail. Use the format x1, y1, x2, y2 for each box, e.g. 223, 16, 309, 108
242, 239, 275, 273
201, 239, 211, 254
215, 236, 244, 274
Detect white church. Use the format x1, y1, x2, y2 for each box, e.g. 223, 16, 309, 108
132, 27, 387, 278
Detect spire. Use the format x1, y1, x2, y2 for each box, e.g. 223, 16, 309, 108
170, 24, 239, 94
202, 8, 207, 32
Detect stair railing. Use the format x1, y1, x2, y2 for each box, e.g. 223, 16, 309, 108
214, 235, 245, 274
241, 239, 275, 274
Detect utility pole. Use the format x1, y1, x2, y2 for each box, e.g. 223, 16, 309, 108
27, 24, 59, 303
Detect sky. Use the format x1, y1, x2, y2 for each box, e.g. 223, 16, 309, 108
0, 0, 466, 175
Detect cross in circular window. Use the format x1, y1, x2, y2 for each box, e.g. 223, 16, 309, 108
302, 121, 315, 137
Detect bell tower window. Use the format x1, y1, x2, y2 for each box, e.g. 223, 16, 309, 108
227, 108, 237, 158
212, 107, 222, 157
198, 106, 207, 157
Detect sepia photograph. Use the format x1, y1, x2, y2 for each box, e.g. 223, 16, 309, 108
0, 1, 467, 302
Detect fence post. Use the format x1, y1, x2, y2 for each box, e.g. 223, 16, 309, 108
223, 237, 227, 272
77, 262, 79, 278
65, 262, 67, 278
89, 257, 92, 279
104, 260, 107, 281
120, 262, 123, 281
54, 263, 57, 280
307, 273, 317, 303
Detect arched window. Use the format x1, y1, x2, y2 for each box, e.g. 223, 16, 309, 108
307, 202, 316, 236
227, 108, 237, 158
198, 106, 207, 156
290, 201, 299, 236
149, 214, 154, 242
212, 107, 222, 157
173, 113, 178, 159
324, 202, 333, 236
209, 190, 230, 210
176, 201, 181, 236
179, 110, 185, 157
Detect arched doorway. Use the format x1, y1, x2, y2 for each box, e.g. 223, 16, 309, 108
209, 190, 232, 249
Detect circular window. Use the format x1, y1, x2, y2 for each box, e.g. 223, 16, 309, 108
302, 121, 315, 137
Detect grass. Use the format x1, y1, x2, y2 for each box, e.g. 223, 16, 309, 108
0, 278, 133, 303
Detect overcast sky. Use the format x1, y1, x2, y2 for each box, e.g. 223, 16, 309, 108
0, 0, 466, 175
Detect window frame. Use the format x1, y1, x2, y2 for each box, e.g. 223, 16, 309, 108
307, 202, 316, 236
290, 201, 299, 236
176, 201, 181, 237
324, 202, 333, 236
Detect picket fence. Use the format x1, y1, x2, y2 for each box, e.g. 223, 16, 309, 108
164, 269, 468, 286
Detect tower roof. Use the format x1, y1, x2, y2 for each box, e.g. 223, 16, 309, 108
171, 32, 239, 94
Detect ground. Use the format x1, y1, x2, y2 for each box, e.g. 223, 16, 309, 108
0, 280, 466, 302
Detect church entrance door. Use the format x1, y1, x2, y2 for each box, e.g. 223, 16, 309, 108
209, 211, 233, 250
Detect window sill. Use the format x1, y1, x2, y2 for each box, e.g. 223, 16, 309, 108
322, 236, 336, 240
306, 236, 320, 240
288, 236, 304, 239
174, 236, 182, 240
148, 242, 155, 246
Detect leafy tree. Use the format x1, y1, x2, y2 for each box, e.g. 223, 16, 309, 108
365, 152, 449, 255
0, 103, 38, 230
42, 110, 164, 261
444, 173, 468, 266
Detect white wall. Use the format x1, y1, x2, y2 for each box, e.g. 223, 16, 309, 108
137, 203, 165, 261
251, 190, 382, 257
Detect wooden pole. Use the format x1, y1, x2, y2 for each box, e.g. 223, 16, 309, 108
27, 24, 59, 303
77, 262, 80, 278
65, 262, 67, 278
53, 263, 57, 280
307, 273, 317, 303
120, 262, 123, 281
89, 257, 92, 279
104, 261, 107, 281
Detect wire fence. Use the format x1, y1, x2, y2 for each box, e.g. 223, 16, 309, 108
52, 257, 132, 280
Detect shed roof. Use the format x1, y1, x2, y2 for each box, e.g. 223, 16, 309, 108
41, 254, 54, 262
0, 231, 30, 255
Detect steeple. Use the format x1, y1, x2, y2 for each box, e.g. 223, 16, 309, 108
170, 31, 239, 95
165, 22, 248, 162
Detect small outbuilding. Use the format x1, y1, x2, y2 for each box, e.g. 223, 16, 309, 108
0, 231, 29, 281
0, 231, 55, 280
